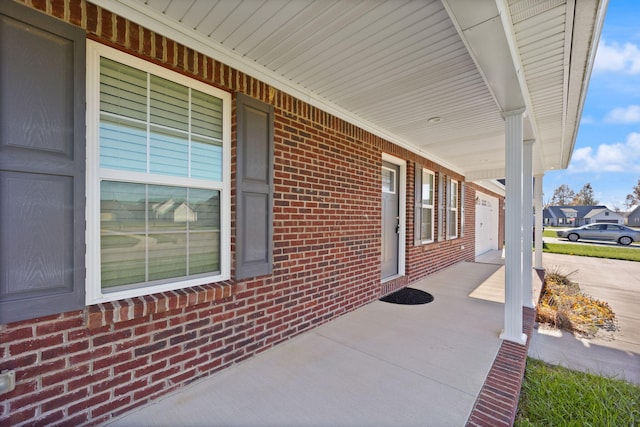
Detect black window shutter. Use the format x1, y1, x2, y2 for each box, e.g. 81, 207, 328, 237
235, 94, 274, 280
414, 163, 422, 246
0, 2, 86, 324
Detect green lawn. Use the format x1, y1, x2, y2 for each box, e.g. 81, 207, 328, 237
542, 228, 558, 238
516, 358, 640, 427
541, 242, 640, 262
540, 227, 640, 261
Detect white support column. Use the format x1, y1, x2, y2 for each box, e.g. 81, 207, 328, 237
500, 109, 527, 345
522, 140, 535, 309
534, 173, 544, 270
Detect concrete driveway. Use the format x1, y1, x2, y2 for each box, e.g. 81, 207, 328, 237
529, 253, 640, 385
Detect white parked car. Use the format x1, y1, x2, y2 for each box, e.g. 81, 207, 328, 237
556, 223, 640, 246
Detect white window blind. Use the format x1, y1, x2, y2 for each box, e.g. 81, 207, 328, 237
99, 57, 223, 181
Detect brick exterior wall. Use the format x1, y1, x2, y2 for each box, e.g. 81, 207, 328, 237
0, 1, 502, 425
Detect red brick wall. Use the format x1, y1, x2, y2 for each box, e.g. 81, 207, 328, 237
404, 160, 477, 281
0, 1, 498, 425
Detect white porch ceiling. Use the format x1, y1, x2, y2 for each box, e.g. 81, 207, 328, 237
94, 0, 606, 186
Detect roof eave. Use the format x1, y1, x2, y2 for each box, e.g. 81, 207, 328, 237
561, 0, 609, 170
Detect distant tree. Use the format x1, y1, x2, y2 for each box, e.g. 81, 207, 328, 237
550, 184, 575, 206
625, 178, 640, 209
572, 183, 598, 206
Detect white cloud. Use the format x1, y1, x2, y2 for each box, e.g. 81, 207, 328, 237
629, 132, 640, 150
593, 39, 640, 74
568, 132, 640, 173
580, 115, 594, 125
605, 105, 640, 123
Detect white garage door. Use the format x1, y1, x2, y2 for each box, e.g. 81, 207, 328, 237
475, 194, 499, 256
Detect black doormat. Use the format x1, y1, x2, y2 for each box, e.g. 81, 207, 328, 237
379, 287, 434, 305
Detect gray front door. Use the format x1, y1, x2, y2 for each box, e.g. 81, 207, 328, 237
381, 161, 400, 279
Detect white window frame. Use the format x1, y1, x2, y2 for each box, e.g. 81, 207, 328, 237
85, 40, 231, 304
449, 179, 459, 239
420, 168, 435, 243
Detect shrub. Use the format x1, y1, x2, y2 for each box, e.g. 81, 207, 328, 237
536, 267, 617, 336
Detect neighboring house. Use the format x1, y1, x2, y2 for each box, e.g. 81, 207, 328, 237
584, 207, 624, 225
152, 198, 177, 218
174, 203, 197, 223
0, 1, 605, 425
542, 205, 622, 226
152, 199, 198, 222
625, 205, 640, 227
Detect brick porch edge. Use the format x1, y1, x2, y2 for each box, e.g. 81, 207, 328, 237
466, 306, 536, 427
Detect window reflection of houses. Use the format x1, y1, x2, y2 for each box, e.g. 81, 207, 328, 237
174, 203, 197, 222
151, 197, 220, 224
152, 199, 177, 219
100, 200, 141, 224
102, 194, 220, 227
150, 198, 198, 223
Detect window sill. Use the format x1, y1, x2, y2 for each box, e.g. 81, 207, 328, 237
85, 282, 234, 329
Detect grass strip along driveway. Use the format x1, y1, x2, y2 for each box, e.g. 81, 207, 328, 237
542, 242, 640, 262
516, 358, 640, 426
517, 237, 640, 425
541, 228, 640, 261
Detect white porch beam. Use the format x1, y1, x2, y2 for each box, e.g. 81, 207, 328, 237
500, 109, 527, 345
534, 174, 544, 270
522, 140, 535, 309
465, 168, 506, 182
473, 179, 506, 198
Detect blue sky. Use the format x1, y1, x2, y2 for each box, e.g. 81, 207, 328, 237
543, 0, 640, 210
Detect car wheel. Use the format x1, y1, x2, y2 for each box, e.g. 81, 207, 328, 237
568, 233, 579, 242
619, 236, 633, 246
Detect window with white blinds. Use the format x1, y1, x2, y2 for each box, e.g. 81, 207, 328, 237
86, 41, 231, 304
421, 169, 435, 242
449, 179, 459, 238
99, 57, 223, 180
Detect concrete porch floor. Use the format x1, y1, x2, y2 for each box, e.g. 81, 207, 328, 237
107, 257, 539, 427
